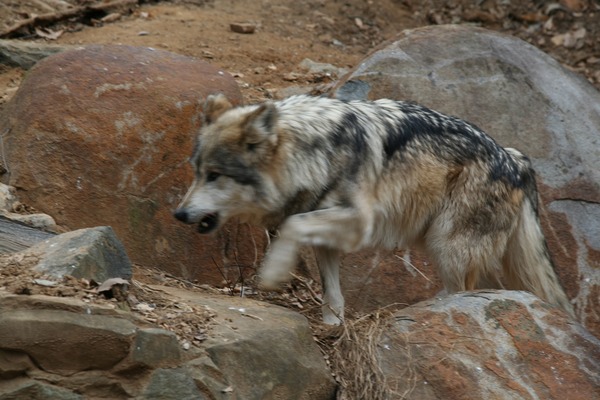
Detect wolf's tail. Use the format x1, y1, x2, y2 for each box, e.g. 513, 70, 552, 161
502, 155, 575, 317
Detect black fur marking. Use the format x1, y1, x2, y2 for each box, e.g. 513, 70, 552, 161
382, 117, 410, 159
343, 112, 368, 153
381, 104, 471, 160
330, 110, 368, 175
260, 104, 276, 130
381, 102, 527, 189
519, 161, 540, 213
489, 154, 526, 189
209, 148, 261, 186
301, 135, 327, 154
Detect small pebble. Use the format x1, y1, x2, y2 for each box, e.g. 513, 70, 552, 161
230, 22, 256, 34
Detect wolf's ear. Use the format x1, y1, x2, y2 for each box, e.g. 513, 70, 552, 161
243, 102, 278, 145
203, 94, 233, 125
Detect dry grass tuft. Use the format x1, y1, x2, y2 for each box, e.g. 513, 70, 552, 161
312, 305, 408, 400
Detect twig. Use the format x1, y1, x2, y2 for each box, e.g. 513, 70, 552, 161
394, 254, 433, 283
240, 312, 263, 321
211, 255, 234, 296
0, 0, 139, 38
161, 271, 210, 290
247, 223, 259, 267
290, 272, 323, 305
232, 227, 245, 297
131, 279, 162, 294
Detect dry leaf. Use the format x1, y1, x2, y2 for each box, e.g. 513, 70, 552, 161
97, 277, 129, 293
516, 13, 548, 23
34, 27, 64, 40
101, 13, 121, 23
573, 27, 587, 40
230, 22, 256, 34
551, 33, 566, 46
463, 10, 499, 23
560, 0, 588, 12
33, 279, 58, 287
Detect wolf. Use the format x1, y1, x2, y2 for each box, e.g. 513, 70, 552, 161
174, 93, 574, 324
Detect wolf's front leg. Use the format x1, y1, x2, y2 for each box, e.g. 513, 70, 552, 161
260, 207, 365, 307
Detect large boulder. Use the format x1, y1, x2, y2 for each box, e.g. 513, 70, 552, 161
331, 25, 600, 336
0, 44, 264, 285
339, 290, 600, 400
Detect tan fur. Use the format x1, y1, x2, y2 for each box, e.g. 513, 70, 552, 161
503, 201, 574, 315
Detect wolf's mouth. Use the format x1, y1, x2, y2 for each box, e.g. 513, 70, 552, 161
198, 213, 219, 234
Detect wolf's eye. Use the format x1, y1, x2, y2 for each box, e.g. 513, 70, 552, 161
206, 171, 221, 182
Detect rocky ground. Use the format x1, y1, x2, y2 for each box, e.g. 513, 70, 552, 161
0, 257, 218, 348
0, 245, 327, 354
0, 0, 598, 107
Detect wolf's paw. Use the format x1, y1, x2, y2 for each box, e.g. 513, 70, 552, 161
258, 262, 292, 291
322, 303, 344, 325
322, 311, 343, 326
257, 276, 285, 292
259, 239, 296, 290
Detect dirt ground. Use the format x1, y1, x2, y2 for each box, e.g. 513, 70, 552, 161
0, 0, 598, 107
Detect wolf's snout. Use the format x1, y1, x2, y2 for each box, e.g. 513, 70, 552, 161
174, 208, 219, 234
173, 209, 191, 223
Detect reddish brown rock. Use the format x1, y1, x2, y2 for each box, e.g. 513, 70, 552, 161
0, 45, 264, 285
341, 290, 600, 400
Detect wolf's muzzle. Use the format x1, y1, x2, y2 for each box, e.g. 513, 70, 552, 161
173, 209, 219, 234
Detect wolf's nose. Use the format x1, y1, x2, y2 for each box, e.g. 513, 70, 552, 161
173, 209, 189, 223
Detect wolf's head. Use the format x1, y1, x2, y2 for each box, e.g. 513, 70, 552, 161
174, 94, 280, 234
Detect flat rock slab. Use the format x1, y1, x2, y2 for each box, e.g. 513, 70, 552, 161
157, 286, 337, 400
0, 216, 54, 254
0, 286, 336, 400
0, 308, 136, 375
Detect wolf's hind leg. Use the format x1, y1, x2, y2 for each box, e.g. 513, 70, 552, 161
314, 246, 343, 325
426, 229, 507, 294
